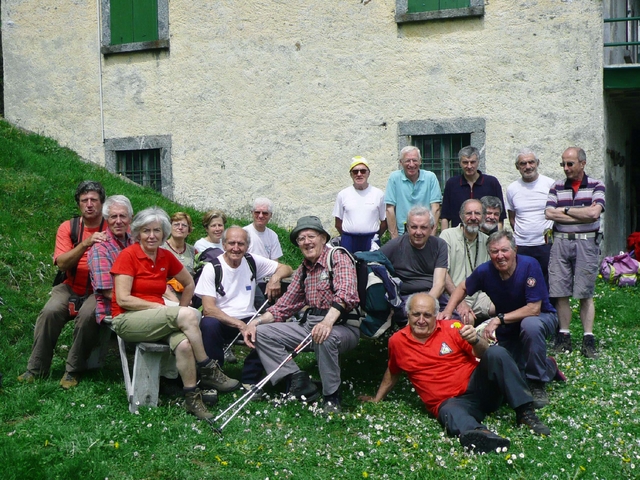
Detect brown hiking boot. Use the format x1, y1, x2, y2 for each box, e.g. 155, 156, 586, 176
18, 371, 38, 383
198, 359, 240, 392
60, 372, 80, 390
184, 388, 214, 420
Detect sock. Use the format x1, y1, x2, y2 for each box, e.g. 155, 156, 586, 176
583, 332, 594, 337
183, 386, 197, 393
196, 357, 212, 368
559, 329, 570, 334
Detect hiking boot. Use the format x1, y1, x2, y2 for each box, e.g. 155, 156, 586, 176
548, 356, 567, 382
17, 371, 39, 383
242, 383, 266, 402
516, 405, 551, 435
60, 372, 80, 390
287, 371, 321, 403
201, 388, 219, 406
580, 335, 599, 359
460, 428, 510, 453
184, 388, 214, 420
527, 380, 549, 409
551, 332, 572, 354
198, 359, 240, 392
224, 348, 238, 364
322, 394, 342, 415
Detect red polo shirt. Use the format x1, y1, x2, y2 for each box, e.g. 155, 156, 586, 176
110, 243, 184, 317
388, 320, 479, 416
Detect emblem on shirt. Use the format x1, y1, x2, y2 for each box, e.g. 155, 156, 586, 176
320, 271, 329, 281
439, 343, 453, 355
245, 285, 252, 291
526, 277, 536, 288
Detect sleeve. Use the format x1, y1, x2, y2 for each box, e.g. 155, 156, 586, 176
523, 259, 547, 304
427, 172, 443, 204
194, 262, 218, 298
440, 178, 454, 220
378, 190, 387, 220
332, 191, 344, 219
387, 334, 402, 375
254, 254, 279, 279
53, 220, 73, 264
270, 233, 283, 259
464, 265, 483, 297
593, 179, 606, 211
267, 266, 308, 322
493, 180, 507, 221
545, 182, 559, 209
505, 184, 514, 212
88, 243, 112, 292
111, 248, 136, 277
384, 174, 397, 206
330, 250, 360, 310
435, 239, 448, 269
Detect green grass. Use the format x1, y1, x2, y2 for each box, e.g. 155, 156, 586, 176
1, 120, 640, 479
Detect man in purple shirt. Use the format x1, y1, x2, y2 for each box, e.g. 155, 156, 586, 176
441, 146, 506, 231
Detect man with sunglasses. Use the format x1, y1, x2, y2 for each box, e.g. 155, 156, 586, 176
245, 197, 283, 262
333, 157, 387, 253
545, 147, 605, 359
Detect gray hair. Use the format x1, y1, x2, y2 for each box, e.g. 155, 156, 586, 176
480, 196, 503, 215
458, 198, 485, 219
131, 207, 171, 242
102, 195, 133, 219
574, 147, 587, 162
253, 197, 274, 213
407, 205, 434, 228
222, 225, 251, 247
399, 145, 421, 163
486, 230, 517, 253
458, 146, 479, 161
515, 148, 539, 167
404, 293, 440, 317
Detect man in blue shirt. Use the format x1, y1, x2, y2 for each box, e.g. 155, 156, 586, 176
384, 146, 442, 238
439, 231, 563, 409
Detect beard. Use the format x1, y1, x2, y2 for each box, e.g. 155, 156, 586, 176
464, 223, 480, 235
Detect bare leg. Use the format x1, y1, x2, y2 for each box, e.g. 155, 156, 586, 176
176, 308, 208, 363
579, 297, 595, 334
174, 339, 197, 388
555, 297, 572, 330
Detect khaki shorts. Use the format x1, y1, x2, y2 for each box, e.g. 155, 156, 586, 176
548, 237, 600, 299
112, 306, 192, 353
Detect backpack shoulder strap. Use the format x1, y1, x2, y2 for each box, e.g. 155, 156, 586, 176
70, 216, 82, 247
327, 246, 356, 288
210, 256, 226, 297
244, 253, 257, 282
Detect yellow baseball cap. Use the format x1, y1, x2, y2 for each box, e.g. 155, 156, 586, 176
349, 156, 370, 171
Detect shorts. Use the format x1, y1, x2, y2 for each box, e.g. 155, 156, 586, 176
548, 237, 600, 299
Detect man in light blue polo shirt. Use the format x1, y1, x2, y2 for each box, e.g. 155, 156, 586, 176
385, 146, 442, 238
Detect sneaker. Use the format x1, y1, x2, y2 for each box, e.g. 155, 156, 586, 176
548, 356, 567, 382
224, 348, 238, 364
516, 406, 551, 435
18, 371, 38, 383
241, 383, 266, 401
287, 371, 321, 403
460, 428, 510, 453
60, 372, 80, 390
201, 388, 219, 406
184, 388, 214, 420
198, 359, 240, 392
527, 380, 549, 409
580, 335, 599, 359
551, 332, 572, 354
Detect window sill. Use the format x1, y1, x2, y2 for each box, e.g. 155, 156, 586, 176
101, 39, 170, 55
395, 0, 484, 24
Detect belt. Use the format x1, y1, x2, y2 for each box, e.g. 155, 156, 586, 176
554, 232, 597, 240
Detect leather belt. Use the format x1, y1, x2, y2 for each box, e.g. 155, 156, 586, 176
553, 232, 597, 240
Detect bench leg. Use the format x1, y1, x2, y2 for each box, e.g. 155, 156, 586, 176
86, 324, 112, 370
130, 348, 164, 413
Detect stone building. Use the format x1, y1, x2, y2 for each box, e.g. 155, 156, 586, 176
3, 0, 639, 253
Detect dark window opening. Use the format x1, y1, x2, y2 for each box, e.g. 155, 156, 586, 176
412, 133, 470, 192
117, 149, 162, 193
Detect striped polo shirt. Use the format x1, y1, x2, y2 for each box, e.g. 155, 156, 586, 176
545, 174, 605, 234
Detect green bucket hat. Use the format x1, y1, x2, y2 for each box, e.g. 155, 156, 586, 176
289, 216, 331, 246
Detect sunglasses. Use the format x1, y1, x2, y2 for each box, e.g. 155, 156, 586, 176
351, 169, 369, 175
560, 162, 577, 167
253, 211, 270, 216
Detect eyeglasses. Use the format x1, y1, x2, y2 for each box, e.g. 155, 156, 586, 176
560, 162, 576, 167
172, 222, 189, 229
351, 169, 369, 175
296, 234, 319, 245
253, 211, 271, 216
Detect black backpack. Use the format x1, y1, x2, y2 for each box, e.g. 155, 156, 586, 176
193, 247, 257, 297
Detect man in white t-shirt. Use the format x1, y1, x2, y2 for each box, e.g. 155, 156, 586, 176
333, 156, 387, 253
195, 227, 292, 382
244, 198, 283, 261
506, 148, 555, 288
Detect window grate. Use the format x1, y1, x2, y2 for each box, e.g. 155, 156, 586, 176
116, 149, 162, 193
412, 134, 470, 192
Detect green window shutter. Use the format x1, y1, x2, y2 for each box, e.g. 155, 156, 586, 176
132, 0, 159, 43
110, 0, 134, 45
110, 0, 158, 45
407, 0, 470, 13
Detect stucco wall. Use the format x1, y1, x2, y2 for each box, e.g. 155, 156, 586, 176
3, 0, 604, 233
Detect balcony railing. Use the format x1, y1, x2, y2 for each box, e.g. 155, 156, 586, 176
604, 16, 640, 64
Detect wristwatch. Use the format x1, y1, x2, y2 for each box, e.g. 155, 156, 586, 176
497, 313, 505, 325
564, 207, 570, 215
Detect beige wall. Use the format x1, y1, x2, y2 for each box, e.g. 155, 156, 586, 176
4, 0, 605, 232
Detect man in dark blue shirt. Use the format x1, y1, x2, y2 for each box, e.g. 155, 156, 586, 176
439, 231, 562, 409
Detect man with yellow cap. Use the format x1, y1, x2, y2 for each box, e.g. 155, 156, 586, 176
332, 156, 387, 253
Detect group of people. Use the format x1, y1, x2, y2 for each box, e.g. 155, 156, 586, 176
17, 143, 605, 454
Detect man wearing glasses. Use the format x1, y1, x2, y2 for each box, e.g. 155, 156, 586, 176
333, 156, 387, 253
242, 216, 360, 414
545, 147, 605, 359
244, 197, 283, 262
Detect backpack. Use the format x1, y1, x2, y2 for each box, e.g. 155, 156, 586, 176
193, 247, 257, 297
599, 251, 639, 287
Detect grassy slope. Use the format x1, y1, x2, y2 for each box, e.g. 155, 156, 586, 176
0, 121, 639, 479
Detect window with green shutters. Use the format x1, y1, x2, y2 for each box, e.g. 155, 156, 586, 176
408, 0, 470, 14
110, 0, 159, 45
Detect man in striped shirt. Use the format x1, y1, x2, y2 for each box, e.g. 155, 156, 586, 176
545, 147, 605, 358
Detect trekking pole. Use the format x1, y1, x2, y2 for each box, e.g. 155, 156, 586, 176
223, 299, 270, 355
213, 332, 314, 434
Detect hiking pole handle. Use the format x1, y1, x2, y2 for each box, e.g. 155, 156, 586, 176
223, 299, 270, 355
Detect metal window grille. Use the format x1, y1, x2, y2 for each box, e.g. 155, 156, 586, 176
116, 149, 162, 193
412, 134, 470, 191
